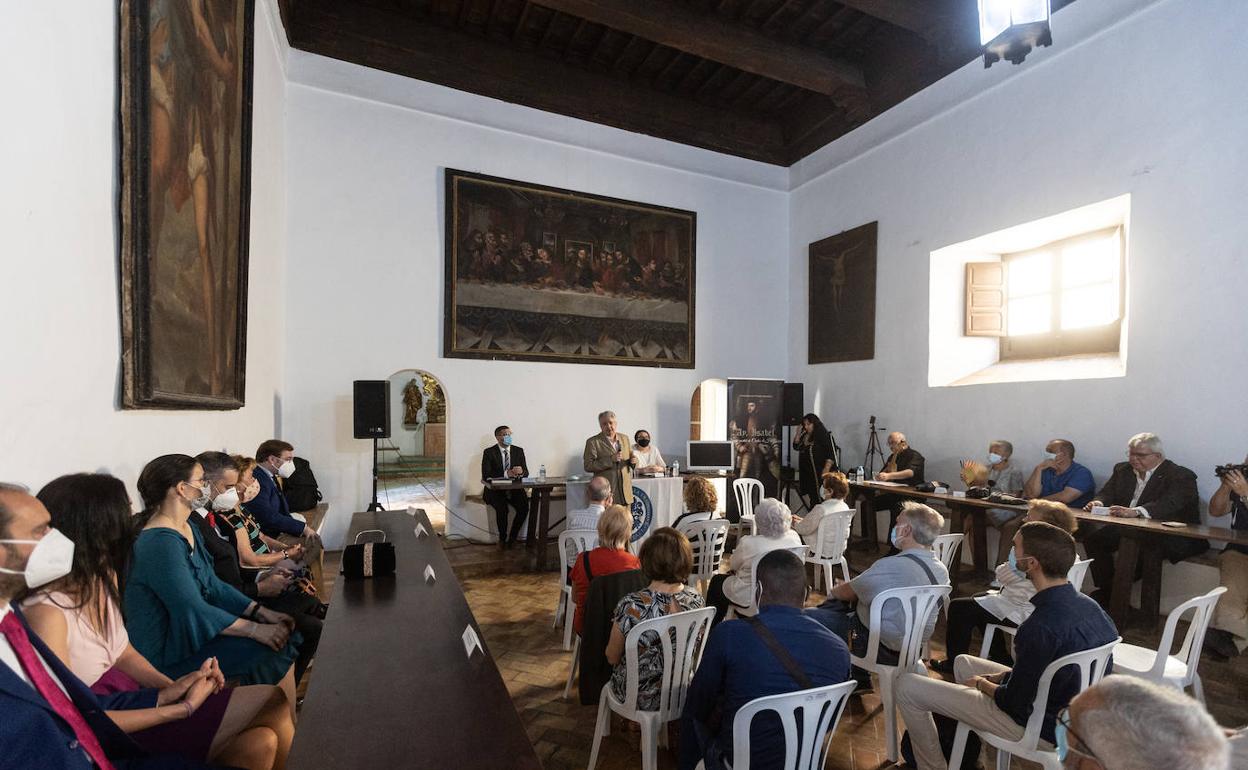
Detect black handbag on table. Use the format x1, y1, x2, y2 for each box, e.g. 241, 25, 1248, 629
341, 530, 396, 579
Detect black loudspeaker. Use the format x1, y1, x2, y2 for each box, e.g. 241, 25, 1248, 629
782, 382, 805, 426
353, 380, 391, 439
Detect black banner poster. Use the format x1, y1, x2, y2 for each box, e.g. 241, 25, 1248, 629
726, 379, 783, 520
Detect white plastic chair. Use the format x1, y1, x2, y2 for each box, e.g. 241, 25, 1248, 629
980, 558, 1095, 659
554, 529, 597, 651
696, 680, 858, 770
949, 636, 1120, 770
678, 518, 730, 596
1110, 586, 1226, 704
564, 636, 581, 700
804, 510, 854, 592
587, 607, 716, 770
731, 478, 763, 538
851, 584, 951, 763
729, 545, 810, 619
931, 533, 965, 575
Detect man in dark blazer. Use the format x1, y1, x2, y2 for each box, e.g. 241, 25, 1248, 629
0, 484, 220, 769
481, 425, 530, 547
1081, 432, 1206, 604
873, 431, 926, 552
252, 440, 324, 596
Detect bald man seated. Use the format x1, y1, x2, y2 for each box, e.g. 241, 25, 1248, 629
871, 432, 926, 552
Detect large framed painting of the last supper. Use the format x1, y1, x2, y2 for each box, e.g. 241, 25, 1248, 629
444, 170, 696, 368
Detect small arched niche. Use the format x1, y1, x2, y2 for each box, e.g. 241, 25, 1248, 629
381, 369, 449, 531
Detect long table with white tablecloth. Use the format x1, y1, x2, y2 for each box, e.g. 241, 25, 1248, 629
565, 475, 684, 544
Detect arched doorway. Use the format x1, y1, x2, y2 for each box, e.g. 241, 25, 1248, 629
380, 369, 449, 531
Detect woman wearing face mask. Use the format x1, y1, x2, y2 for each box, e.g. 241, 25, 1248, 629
929, 499, 1077, 674
218, 457, 306, 574
631, 430, 666, 475
958, 440, 1026, 569
124, 455, 301, 713
20, 473, 294, 769
791, 471, 851, 545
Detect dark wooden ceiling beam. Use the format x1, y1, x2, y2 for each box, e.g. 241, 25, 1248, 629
286, 0, 789, 164
528, 0, 865, 94
832, 0, 957, 40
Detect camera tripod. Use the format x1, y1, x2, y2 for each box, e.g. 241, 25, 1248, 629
864, 415, 888, 477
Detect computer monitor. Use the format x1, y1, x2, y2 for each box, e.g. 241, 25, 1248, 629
686, 440, 735, 473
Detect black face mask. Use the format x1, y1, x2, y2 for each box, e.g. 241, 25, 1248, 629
636, 438, 651, 448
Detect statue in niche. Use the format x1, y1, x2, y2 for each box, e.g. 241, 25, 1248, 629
402, 378, 425, 428
421, 373, 446, 424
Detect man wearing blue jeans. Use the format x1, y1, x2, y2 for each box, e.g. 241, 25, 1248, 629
805, 502, 949, 689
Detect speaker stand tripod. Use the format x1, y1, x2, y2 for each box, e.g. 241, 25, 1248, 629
366, 437, 386, 512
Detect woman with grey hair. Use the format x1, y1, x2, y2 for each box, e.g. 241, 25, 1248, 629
705, 498, 803, 624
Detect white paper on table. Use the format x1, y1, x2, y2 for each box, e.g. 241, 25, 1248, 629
1090, 506, 1111, 516
414, 522, 429, 539
868, 480, 908, 487
423, 564, 436, 583
462, 625, 482, 658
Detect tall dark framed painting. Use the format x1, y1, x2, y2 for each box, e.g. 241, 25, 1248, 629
808, 221, 877, 364
444, 169, 696, 368
119, 0, 254, 409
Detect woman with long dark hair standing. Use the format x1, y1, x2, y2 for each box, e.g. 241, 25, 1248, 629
123, 455, 300, 716
792, 413, 838, 512
22, 472, 294, 769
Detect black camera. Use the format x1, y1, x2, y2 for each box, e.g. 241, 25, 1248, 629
1215, 463, 1248, 478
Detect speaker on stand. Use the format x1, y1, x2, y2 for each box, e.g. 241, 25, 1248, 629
780, 382, 805, 513
353, 380, 391, 512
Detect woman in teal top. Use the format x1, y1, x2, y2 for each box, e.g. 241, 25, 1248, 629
125, 454, 300, 712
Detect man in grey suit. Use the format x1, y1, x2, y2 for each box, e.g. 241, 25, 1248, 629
583, 411, 635, 506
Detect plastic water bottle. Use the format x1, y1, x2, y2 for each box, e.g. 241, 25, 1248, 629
539, 464, 546, 480
672, 461, 679, 477
856, 466, 865, 482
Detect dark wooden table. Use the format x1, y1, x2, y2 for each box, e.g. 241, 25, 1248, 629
848, 480, 1248, 629
484, 476, 570, 571
288, 510, 541, 770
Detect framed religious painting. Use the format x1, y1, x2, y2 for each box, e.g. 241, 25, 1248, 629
808, 221, 877, 364
444, 169, 697, 368
119, 0, 254, 408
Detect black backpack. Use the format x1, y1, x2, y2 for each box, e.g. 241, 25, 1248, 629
284, 456, 322, 513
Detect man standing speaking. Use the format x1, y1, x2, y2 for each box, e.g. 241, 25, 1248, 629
583, 411, 635, 506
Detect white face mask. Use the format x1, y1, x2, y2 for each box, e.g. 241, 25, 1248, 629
0, 529, 76, 589
242, 480, 260, 504
987, 452, 1004, 465
212, 487, 241, 511
1043, 451, 1058, 462
277, 459, 296, 479
183, 480, 211, 510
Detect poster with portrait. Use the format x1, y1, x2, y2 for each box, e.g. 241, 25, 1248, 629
444, 169, 696, 368
119, 0, 254, 409
809, 221, 877, 364
725, 379, 783, 519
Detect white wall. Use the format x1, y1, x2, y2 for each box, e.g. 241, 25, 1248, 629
281, 66, 789, 547
0, 3, 288, 501
789, 0, 1248, 515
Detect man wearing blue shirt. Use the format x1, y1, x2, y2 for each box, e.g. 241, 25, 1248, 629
894, 522, 1118, 770
1022, 439, 1096, 508
679, 550, 851, 770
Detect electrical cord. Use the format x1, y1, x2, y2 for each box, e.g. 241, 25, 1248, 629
377, 440, 499, 544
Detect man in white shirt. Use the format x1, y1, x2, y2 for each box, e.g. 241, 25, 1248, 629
568, 477, 612, 531
632, 430, 666, 474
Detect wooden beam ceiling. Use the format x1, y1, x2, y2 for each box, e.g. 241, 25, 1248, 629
529, 0, 865, 95
831, 0, 957, 40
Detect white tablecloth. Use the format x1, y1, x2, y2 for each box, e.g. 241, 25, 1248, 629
566, 475, 683, 545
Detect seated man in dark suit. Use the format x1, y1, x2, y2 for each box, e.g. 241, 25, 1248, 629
679, 549, 852, 770
251, 440, 324, 594
872, 431, 926, 551
0, 483, 227, 769
1081, 432, 1206, 605
481, 425, 529, 547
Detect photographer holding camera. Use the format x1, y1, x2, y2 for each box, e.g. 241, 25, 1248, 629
1206, 456, 1248, 659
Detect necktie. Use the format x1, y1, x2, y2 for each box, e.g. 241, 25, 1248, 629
0, 612, 116, 770
503, 448, 510, 471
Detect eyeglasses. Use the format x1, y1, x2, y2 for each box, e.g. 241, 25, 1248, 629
1056, 708, 1102, 766
1127, 451, 1158, 459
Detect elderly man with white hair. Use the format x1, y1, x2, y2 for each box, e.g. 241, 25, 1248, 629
1080, 432, 1206, 606
807, 501, 949, 690
705, 498, 803, 624
1058, 676, 1229, 770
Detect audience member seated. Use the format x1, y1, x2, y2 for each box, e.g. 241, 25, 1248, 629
568, 477, 611, 532
959, 440, 1026, 567
1206, 456, 1248, 659
124, 455, 300, 710
480, 425, 530, 548
894, 521, 1119, 770
792, 471, 850, 545
604, 528, 704, 711
678, 550, 851, 770
251, 440, 324, 593
20, 473, 293, 769
0, 482, 227, 770
672, 476, 718, 530
1059, 676, 1229, 770
569, 505, 640, 637
223, 457, 308, 575
631, 429, 666, 474
792, 413, 838, 512
872, 432, 926, 550
1081, 432, 1206, 606
806, 502, 949, 690
195, 452, 322, 686
1022, 438, 1097, 510
930, 500, 1078, 673
706, 498, 803, 624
